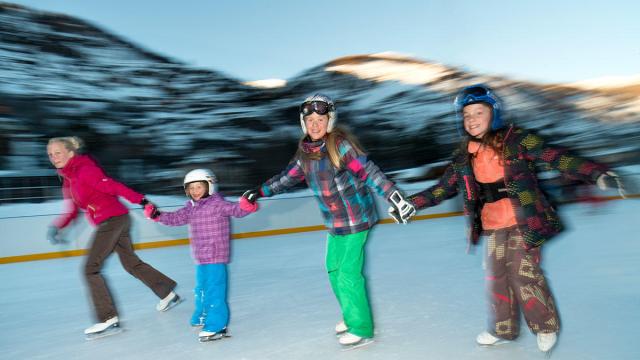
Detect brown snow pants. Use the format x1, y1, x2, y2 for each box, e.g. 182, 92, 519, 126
84, 214, 176, 322
484, 227, 560, 339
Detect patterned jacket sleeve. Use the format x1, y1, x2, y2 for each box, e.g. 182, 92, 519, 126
157, 204, 191, 226
260, 159, 306, 197
516, 131, 608, 183
407, 158, 461, 210
339, 139, 397, 199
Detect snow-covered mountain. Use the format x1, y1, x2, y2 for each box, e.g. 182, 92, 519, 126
1, 3, 639, 197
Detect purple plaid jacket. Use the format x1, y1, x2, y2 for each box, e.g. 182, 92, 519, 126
157, 193, 251, 264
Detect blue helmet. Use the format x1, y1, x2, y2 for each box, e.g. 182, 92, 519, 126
454, 84, 504, 132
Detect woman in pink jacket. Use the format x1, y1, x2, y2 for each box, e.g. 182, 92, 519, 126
46, 136, 181, 339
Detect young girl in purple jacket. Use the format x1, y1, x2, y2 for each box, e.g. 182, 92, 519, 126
145, 168, 257, 342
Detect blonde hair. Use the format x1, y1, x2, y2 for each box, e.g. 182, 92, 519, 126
48, 136, 84, 152
296, 126, 365, 169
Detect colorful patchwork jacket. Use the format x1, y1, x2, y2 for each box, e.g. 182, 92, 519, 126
408, 126, 608, 248
259, 137, 397, 235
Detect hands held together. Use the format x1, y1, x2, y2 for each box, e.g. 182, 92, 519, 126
596, 171, 627, 199
388, 190, 416, 224
141, 198, 161, 221
240, 188, 261, 212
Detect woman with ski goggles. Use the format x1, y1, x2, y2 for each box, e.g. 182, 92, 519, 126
242, 93, 414, 348
299, 100, 333, 117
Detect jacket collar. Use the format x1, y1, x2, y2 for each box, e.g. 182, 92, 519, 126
58, 154, 94, 178
189, 192, 222, 207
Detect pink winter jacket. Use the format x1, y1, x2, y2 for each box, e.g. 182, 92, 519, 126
53, 155, 144, 229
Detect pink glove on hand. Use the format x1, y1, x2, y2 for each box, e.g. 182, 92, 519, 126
143, 203, 160, 221
240, 197, 258, 212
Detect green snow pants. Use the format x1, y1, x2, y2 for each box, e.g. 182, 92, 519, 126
326, 230, 373, 338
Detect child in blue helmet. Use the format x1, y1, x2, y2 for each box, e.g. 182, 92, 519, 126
396, 84, 625, 353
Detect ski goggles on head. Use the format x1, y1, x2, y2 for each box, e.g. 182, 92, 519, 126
300, 101, 332, 116
456, 85, 496, 108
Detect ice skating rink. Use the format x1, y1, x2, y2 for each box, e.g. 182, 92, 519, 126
1, 199, 638, 360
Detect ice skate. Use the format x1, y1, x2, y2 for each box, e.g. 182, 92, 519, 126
335, 320, 347, 335
537, 332, 557, 353
84, 316, 121, 340
198, 327, 230, 343
156, 291, 183, 312
339, 332, 374, 350
476, 331, 510, 346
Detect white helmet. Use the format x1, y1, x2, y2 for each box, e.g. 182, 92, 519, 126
183, 168, 217, 196
299, 93, 337, 134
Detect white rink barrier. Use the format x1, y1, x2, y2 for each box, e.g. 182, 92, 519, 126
2, 175, 636, 264
0, 183, 464, 263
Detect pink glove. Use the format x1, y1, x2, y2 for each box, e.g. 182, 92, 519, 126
143, 203, 160, 221
239, 197, 258, 212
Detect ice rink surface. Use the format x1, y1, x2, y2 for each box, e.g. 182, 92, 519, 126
1, 199, 638, 360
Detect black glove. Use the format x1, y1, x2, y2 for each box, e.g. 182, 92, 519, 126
387, 190, 416, 224
596, 171, 626, 198
140, 197, 150, 206
47, 226, 67, 245
242, 188, 262, 204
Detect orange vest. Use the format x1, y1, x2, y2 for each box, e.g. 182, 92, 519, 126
468, 142, 517, 230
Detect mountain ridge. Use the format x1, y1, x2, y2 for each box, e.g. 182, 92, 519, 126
0, 3, 638, 199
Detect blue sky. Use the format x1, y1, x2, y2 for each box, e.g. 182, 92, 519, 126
12, 0, 640, 83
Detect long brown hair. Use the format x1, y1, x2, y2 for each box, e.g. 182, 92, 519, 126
296, 126, 366, 169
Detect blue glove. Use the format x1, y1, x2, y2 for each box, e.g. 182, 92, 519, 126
47, 226, 67, 245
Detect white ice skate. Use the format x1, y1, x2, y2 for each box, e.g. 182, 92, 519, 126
84, 316, 121, 340
476, 331, 510, 346
198, 327, 230, 343
156, 291, 183, 312
537, 332, 557, 352
338, 332, 373, 350
335, 320, 347, 335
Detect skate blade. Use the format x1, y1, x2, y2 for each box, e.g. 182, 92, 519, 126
160, 297, 185, 312
477, 339, 511, 347
85, 327, 123, 341
199, 333, 231, 343
340, 338, 374, 351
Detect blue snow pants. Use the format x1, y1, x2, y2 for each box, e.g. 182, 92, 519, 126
191, 263, 229, 332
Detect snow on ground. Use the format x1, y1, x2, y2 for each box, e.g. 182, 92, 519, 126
1, 198, 638, 360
